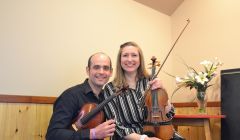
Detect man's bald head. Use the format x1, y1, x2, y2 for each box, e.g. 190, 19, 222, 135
87, 52, 112, 70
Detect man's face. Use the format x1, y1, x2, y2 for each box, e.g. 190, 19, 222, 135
87, 54, 112, 89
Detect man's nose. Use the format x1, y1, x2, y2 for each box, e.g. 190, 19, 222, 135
98, 67, 105, 73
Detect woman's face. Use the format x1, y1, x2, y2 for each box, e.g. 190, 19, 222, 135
120, 45, 140, 74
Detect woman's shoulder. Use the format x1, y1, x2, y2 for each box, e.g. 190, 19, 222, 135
105, 81, 114, 89
104, 82, 115, 94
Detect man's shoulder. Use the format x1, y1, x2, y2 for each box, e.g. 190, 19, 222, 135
54, 83, 85, 104
58, 82, 86, 99
68, 84, 84, 91
64, 84, 83, 93
64, 79, 89, 93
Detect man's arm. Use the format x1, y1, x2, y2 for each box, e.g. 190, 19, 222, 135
46, 92, 89, 140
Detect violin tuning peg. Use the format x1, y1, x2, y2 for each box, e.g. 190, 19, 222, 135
151, 56, 157, 61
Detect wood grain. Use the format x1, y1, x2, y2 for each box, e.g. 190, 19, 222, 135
0, 94, 221, 140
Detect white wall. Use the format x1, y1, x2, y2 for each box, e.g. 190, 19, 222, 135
169, 0, 240, 102
0, 0, 171, 96
3, 0, 238, 102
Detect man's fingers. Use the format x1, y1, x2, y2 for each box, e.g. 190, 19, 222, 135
107, 132, 114, 137
106, 119, 115, 124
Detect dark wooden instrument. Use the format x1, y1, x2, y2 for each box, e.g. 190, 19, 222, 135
143, 19, 190, 140
71, 86, 127, 131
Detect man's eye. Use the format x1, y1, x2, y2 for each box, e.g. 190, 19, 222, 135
103, 66, 110, 71
92, 65, 111, 71
93, 65, 101, 70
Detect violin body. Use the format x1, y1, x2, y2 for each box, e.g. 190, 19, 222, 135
70, 86, 127, 131
144, 88, 174, 140
72, 103, 104, 130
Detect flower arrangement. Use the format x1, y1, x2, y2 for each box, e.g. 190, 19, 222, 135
171, 58, 223, 113
175, 58, 222, 92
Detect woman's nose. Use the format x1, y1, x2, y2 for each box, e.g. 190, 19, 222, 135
127, 56, 133, 61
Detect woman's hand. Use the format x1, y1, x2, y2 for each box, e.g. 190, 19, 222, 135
149, 78, 164, 90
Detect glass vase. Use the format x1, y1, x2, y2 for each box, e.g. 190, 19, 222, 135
196, 90, 207, 113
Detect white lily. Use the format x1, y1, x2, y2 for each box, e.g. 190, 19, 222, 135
195, 72, 208, 85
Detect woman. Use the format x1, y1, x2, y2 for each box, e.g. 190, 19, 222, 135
103, 42, 175, 140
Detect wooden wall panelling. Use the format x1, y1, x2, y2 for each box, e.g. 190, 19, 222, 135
0, 103, 52, 140
0, 95, 221, 140
0, 103, 19, 140
17, 103, 35, 140
35, 104, 53, 139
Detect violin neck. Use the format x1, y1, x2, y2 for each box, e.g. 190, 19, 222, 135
151, 90, 160, 114
80, 91, 119, 125
150, 60, 161, 115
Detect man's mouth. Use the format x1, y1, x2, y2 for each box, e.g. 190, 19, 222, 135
96, 76, 106, 81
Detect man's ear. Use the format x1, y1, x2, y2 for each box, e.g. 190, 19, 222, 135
86, 66, 90, 76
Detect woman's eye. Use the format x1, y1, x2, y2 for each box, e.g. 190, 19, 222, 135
132, 54, 138, 57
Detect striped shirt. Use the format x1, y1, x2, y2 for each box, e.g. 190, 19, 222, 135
103, 78, 149, 139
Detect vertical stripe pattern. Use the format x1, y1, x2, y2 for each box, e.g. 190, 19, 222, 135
103, 78, 149, 139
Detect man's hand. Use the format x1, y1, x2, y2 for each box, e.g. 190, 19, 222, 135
90, 119, 116, 139
145, 137, 162, 140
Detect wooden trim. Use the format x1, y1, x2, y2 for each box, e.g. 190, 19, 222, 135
0, 94, 56, 104
173, 101, 220, 107
0, 94, 220, 107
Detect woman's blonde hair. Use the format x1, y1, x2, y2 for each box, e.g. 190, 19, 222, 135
113, 41, 150, 87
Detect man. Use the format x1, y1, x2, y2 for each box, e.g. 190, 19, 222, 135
46, 52, 116, 140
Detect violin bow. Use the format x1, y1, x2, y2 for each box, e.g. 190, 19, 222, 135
139, 19, 190, 106
152, 19, 190, 80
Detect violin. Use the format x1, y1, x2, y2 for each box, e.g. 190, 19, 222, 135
71, 86, 128, 131
142, 19, 190, 139
143, 56, 174, 140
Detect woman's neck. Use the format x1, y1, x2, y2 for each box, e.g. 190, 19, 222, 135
124, 72, 138, 89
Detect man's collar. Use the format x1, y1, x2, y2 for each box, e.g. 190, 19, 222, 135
83, 79, 104, 97
83, 79, 93, 94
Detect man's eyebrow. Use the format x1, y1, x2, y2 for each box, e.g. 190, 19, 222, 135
92, 65, 110, 68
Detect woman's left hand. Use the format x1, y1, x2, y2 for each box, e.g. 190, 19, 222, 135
149, 78, 164, 90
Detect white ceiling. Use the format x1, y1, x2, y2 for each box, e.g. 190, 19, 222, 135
134, 0, 184, 16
